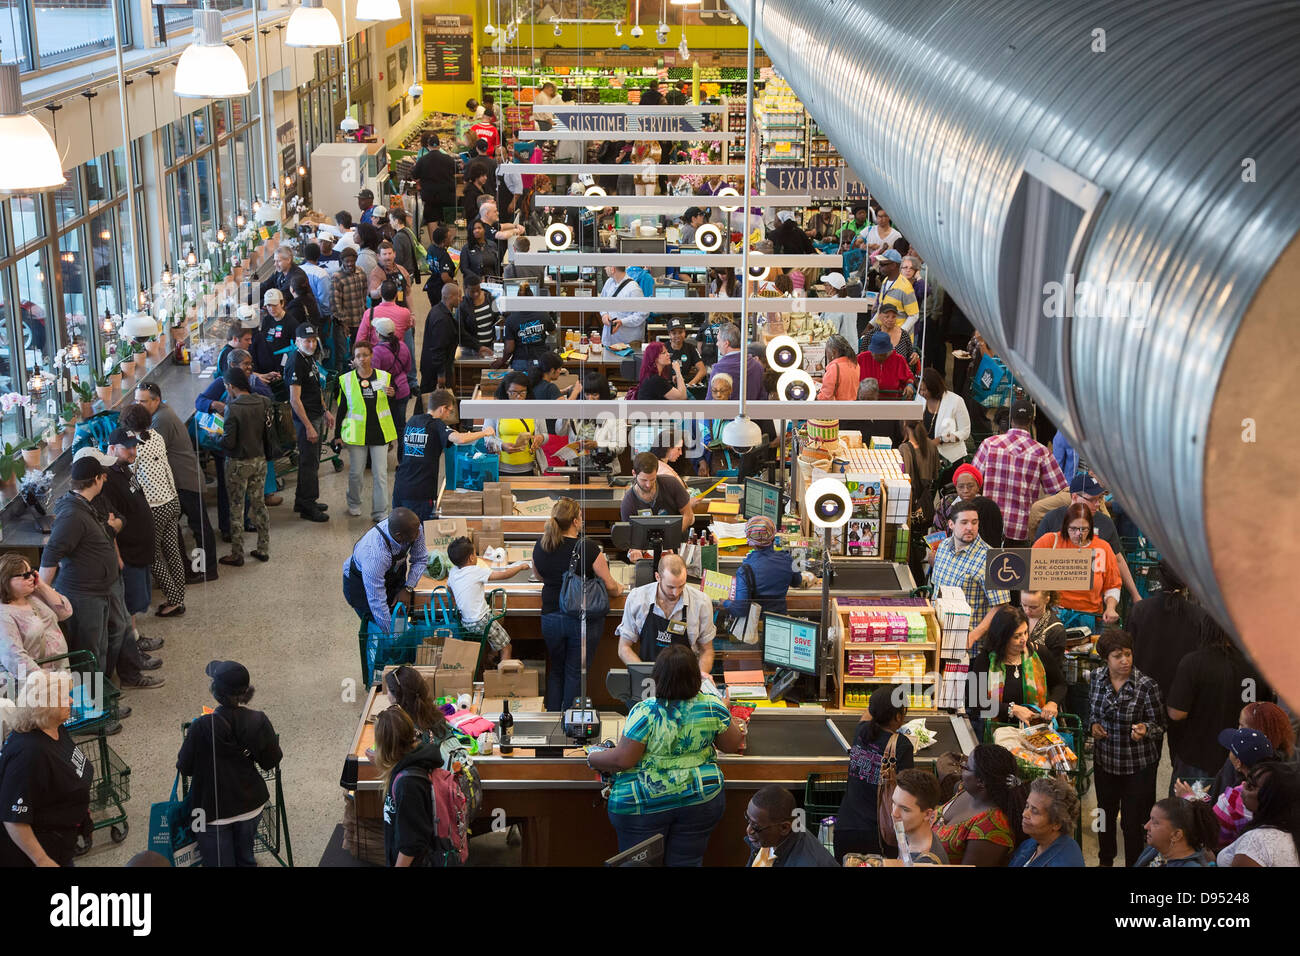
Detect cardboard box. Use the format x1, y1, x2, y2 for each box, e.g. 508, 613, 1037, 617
483, 481, 505, 515
474, 517, 505, 554
482, 660, 541, 699
434, 638, 481, 698
440, 490, 484, 516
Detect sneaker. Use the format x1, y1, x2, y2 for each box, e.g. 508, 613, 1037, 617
117, 705, 133, 719
347, 505, 362, 516
136, 635, 164, 653
265, 493, 284, 506
299, 507, 329, 522
119, 674, 166, 690
186, 571, 219, 584
294, 501, 330, 514
250, 550, 270, 562
219, 554, 245, 567
138, 654, 164, 671
102, 720, 123, 736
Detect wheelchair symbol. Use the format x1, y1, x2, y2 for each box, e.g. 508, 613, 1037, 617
994, 552, 1027, 586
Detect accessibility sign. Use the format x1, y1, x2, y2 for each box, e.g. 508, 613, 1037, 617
985, 548, 1094, 591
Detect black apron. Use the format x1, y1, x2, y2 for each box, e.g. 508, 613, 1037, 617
350, 527, 414, 611
638, 598, 689, 663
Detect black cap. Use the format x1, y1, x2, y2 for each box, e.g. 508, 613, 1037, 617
1010, 399, 1034, 424
295, 323, 319, 339
667, 317, 686, 331
70, 457, 104, 480
356, 188, 374, 201
107, 427, 139, 448
1069, 474, 1104, 496
683, 206, 704, 221
206, 660, 251, 697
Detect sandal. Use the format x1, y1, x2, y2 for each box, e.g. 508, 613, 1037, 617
156, 604, 187, 618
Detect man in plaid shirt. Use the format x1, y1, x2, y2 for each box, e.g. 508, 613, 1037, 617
1088, 628, 1165, 866
971, 401, 1067, 545
928, 500, 1009, 649
331, 246, 367, 351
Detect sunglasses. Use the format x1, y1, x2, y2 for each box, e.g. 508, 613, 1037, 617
12, 570, 38, 581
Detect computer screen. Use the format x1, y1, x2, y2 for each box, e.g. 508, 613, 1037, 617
677, 250, 709, 276
654, 286, 688, 299
481, 281, 504, 300
762, 613, 819, 676
503, 280, 522, 297
745, 477, 782, 524
604, 834, 664, 867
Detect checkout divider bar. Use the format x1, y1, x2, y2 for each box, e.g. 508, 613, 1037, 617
458, 398, 925, 420
512, 252, 841, 266
497, 296, 882, 312
519, 130, 741, 141
496, 163, 749, 175
533, 194, 813, 208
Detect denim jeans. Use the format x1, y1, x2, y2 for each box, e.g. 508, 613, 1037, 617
347, 444, 390, 520
608, 791, 725, 866
195, 815, 260, 867
63, 583, 135, 682
540, 611, 604, 712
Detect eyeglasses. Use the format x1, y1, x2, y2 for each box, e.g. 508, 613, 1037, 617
745, 816, 787, 834
506, 388, 528, 398
12, 570, 38, 581
1066, 526, 1091, 536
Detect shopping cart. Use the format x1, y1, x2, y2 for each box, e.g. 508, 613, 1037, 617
178, 722, 294, 867
803, 772, 849, 853
983, 712, 1092, 839
359, 586, 505, 685
34, 650, 131, 848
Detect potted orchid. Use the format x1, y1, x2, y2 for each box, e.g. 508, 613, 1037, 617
58, 402, 79, 440
71, 380, 96, 420
94, 370, 114, 406
0, 437, 39, 494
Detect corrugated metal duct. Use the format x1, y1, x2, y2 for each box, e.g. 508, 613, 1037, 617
731, 0, 1300, 700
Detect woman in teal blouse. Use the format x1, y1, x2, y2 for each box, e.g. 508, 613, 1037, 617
588, 644, 747, 865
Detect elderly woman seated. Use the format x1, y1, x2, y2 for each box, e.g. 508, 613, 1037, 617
1009, 777, 1085, 867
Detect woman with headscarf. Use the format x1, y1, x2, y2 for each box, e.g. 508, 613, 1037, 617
933, 462, 1004, 547
720, 516, 817, 619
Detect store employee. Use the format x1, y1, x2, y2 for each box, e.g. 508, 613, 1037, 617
621, 452, 694, 561
616, 554, 715, 671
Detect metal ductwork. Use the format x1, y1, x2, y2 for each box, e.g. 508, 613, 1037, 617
730, 0, 1300, 700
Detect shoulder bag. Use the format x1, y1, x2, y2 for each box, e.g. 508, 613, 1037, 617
877, 731, 900, 847
560, 537, 609, 618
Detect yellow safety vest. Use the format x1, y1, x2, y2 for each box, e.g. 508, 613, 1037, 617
340, 367, 397, 446
498, 418, 537, 468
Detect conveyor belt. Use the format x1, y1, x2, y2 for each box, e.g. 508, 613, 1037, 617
739, 712, 963, 762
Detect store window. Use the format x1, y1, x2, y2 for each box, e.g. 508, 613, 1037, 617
9, 196, 43, 248
36, 0, 131, 68
51, 175, 82, 231
0, 268, 16, 442
155, 0, 247, 42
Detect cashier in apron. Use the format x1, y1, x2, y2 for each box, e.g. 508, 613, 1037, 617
342, 509, 429, 631
616, 556, 716, 671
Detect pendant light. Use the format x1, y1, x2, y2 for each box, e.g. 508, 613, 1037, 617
286, 0, 341, 48
0, 65, 64, 191
175, 8, 250, 97
354, 0, 399, 22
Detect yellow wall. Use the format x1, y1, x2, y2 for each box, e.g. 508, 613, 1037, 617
474, 0, 753, 52
416, 0, 484, 116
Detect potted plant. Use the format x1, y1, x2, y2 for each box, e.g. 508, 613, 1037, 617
44, 424, 62, 456
0, 439, 35, 495
71, 380, 96, 419
147, 335, 166, 360
21, 439, 42, 470
130, 341, 148, 373
94, 371, 114, 406
59, 403, 79, 440
109, 361, 123, 393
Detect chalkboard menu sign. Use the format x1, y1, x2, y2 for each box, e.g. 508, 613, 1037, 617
423, 14, 472, 83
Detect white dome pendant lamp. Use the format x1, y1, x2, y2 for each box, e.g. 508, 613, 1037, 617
0, 65, 64, 192
286, 0, 342, 48
174, 9, 251, 98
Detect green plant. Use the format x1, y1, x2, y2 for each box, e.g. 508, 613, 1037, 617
0, 438, 38, 483
71, 379, 96, 403
94, 369, 112, 388
59, 402, 79, 427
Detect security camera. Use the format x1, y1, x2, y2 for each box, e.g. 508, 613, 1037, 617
408, 83, 423, 100
720, 416, 763, 455
484, 23, 497, 36
614, 20, 623, 36
694, 222, 723, 253
554, 23, 562, 36
766, 334, 802, 372
777, 369, 815, 402
545, 222, 573, 251
806, 477, 852, 530
630, 23, 644, 37
656, 26, 669, 44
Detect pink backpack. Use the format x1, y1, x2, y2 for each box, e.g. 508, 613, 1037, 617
391, 766, 472, 865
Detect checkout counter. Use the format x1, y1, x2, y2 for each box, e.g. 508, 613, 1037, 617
344, 687, 977, 866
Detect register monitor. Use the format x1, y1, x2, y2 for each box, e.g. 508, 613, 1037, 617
628, 515, 686, 587
744, 477, 782, 524
763, 613, 819, 677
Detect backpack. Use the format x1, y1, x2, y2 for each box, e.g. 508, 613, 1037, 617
391, 759, 480, 866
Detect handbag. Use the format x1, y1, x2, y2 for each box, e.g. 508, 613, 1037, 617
876, 732, 900, 847
560, 537, 609, 618
148, 771, 200, 867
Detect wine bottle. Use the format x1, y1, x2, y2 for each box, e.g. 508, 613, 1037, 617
499, 699, 514, 755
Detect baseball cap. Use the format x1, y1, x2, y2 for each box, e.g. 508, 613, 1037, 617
237, 304, 260, 328
356, 188, 374, 202
666, 317, 686, 331
822, 272, 846, 290
1010, 399, 1035, 424
818, 203, 832, 213
106, 427, 140, 449
876, 248, 903, 265
373, 316, 397, 337
1217, 728, 1275, 767
74, 447, 117, 467
373, 205, 389, 219
206, 660, 251, 697
295, 323, 319, 339
683, 206, 703, 221
776, 210, 795, 223
69, 456, 105, 480
1069, 474, 1105, 496
262, 288, 284, 307
876, 300, 900, 315
868, 331, 892, 354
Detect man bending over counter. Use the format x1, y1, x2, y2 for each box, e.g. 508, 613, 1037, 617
616, 554, 715, 674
